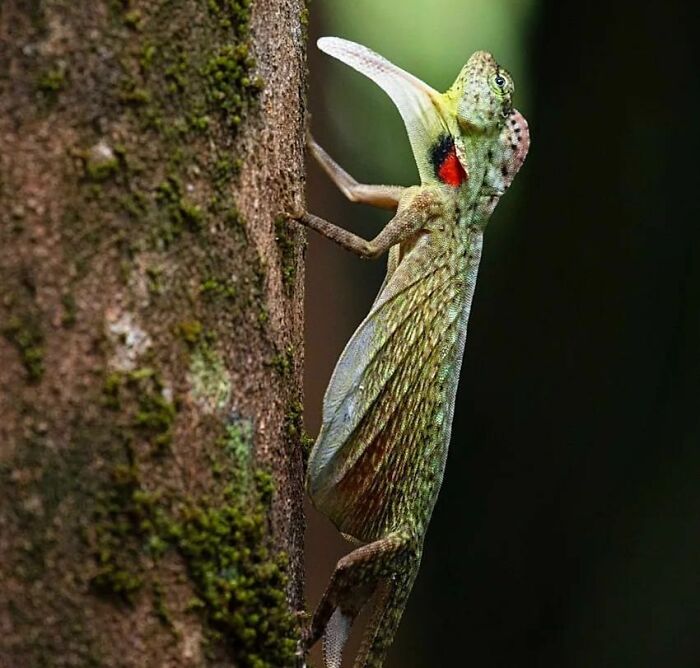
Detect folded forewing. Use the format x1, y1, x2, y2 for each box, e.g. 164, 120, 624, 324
307, 235, 470, 535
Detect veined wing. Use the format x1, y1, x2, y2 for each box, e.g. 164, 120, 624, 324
307, 231, 478, 535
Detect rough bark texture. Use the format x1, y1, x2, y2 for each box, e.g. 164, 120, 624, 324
0, 0, 307, 666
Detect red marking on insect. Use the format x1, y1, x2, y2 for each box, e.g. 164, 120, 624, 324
437, 146, 468, 187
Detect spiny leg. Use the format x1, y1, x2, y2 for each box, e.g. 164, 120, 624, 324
291, 189, 441, 260
308, 134, 405, 210
307, 530, 420, 667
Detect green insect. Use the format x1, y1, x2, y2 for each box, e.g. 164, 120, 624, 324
292, 37, 530, 668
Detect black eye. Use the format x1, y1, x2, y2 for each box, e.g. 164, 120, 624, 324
495, 74, 506, 88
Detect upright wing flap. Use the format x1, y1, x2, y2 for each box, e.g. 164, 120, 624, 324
318, 37, 448, 183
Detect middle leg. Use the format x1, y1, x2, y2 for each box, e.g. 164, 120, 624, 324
291, 188, 442, 259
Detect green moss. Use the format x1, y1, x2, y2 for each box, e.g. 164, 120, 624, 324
164, 45, 190, 95
200, 277, 237, 301
176, 319, 203, 345
171, 475, 297, 667
300, 2, 310, 43
2, 315, 44, 382
117, 189, 149, 220
154, 174, 181, 204
207, 0, 253, 32
154, 176, 205, 244
89, 415, 298, 665
140, 43, 156, 69
84, 151, 119, 182
269, 345, 294, 378
212, 157, 241, 191
125, 9, 144, 30
118, 80, 151, 106
114, 0, 261, 148
135, 390, 177, 451
203, 44, 263, 129
102, 372, 123, 409
36, 66, 66, 94
257, 305, 269, 328
285, 399, 314, 460
60, 0, 265, 267
274, 216, 297, 293
102, 368, 177, 453
189, 114, 211, 132
133, 369, 176, 451
90, 462, 151, 602
171, 416, 297, 666
89, 378, 173, 599
145, 265, 164, 295
152, 581, 177, 630
179, 199, 204, 227
61, 292, 77, 327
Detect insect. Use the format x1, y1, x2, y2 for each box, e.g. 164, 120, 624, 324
291, 37, 530, 668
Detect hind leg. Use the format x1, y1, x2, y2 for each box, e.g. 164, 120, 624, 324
352, 560, 420, 668
306, 529, 421, 668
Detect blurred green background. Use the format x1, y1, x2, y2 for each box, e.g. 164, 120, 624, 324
303, 0, 700, 666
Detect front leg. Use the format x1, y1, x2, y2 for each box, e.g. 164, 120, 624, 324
307, 529, 422, 668
290, 189, 442, 260
308, 135, 405, 211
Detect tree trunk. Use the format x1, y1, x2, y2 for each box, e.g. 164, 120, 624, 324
0, 0, 307, 666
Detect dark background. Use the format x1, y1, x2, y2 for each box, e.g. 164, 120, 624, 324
304, 1, 700, 665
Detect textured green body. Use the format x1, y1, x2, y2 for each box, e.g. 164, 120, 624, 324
300, 37, 530, 668
310, 192, 481, 544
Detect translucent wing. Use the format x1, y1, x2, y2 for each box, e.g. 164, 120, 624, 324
318, 37, 448, 183
307, 232, 478, 540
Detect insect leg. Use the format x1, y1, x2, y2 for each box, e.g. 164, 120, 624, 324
306, 529, 421, 667
308, 134, 405, 210
291, 189, 441, 260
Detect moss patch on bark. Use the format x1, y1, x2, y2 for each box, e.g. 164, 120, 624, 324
89, 412, 299, 667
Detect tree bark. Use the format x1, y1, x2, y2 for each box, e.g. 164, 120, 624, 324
0, 0, 307, 666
